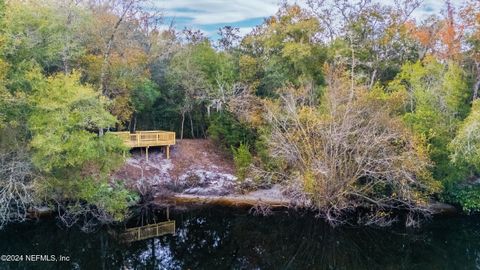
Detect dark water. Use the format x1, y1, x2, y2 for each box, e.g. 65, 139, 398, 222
0, 207, 479, 270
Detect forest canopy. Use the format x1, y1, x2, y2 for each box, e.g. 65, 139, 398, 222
1, 0, 480, 228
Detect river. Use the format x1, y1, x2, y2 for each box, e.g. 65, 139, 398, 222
0, 206, 479, 269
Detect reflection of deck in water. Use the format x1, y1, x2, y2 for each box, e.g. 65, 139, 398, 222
119, 220, 175, 243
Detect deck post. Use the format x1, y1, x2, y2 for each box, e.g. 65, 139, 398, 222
166, 145, 170, 159
146, 146, 149, 162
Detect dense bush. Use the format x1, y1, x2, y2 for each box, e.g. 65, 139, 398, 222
445, 185, 480, 214
208, 112, 256, 152
232, 143, 253, 181
264, 71, 440, 226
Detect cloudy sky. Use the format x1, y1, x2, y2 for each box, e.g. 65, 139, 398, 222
152, 0, 463, 38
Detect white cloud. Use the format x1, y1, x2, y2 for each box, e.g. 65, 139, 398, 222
237, 26, 255, 36
154, 0, 462, 26
152, 0, 465, 38
412, 0, 447, 20
374, 0, 463, 21
153, 0, 283, 25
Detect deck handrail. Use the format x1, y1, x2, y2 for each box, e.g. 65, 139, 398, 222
109, 130, 175, 159
110, 130, 176, 147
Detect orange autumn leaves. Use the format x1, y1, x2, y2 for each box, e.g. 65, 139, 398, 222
404, 1, 480, 61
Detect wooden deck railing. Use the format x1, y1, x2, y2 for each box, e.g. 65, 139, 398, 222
110, 130, 176, 159
112, 130, 176, 148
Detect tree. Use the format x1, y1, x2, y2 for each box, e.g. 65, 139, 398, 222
241, 4, 326, 97
406, 1, 464, 62
167, 44, 209, 139
81, 0, 160, 127
28, 71, 134, 226
460, 0, 480, 99
28, 71, 120, 171
307, 0, 422, 86
2, 0, 87, 75
182, 27, 208, 44
446, 100, 480, 213
450, 100, 480, 173
217, 26, 241, 51
130, 79, 160, 131
0, 0, 37, 229
393, 57, 470, 181
263, 66, 439, 226
85, 0, 147, 94
189, 42, 238, 115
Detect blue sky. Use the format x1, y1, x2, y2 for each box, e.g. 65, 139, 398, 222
151, 0, 462, 39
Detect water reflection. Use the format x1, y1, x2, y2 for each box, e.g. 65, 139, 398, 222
0, 207, 480, 269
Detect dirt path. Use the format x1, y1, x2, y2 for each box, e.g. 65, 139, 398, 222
113, 139, 238, 196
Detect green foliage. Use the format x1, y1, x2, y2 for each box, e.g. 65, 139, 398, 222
394, 58, 470, 181
131, 79, 161, 114
450, 100, 480, 172
444, 185, 480, 214
208, 112, 255, 151
163, 41, 238, 137
232, 143, 253, 181
3, 1, 86, 74
263, 79, 440, 225
241, 4, 326, 96
191, 42, 237, 88
28, 71, 124, 173
254, 129, 279, 170
36, 176, 138, 222
77, 179, 139, 221
27, 71, 129, 222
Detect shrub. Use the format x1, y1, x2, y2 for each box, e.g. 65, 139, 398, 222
232, 143, 253, 181
264, 69, 440, 226
444, 185, 480, 214
208, 112, 255, 152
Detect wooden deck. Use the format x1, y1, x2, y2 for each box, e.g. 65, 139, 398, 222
110, 130, 176, 159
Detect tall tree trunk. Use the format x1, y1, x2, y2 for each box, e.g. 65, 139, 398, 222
62, 44, 71, 74
180, 111, 185, 140
474, 61, 480, 100
61, 1, 75, 74
350, 47, 355, 101
369, 69, 377, 90
99, 40, 113, 95
133, 114, 137, 132
474, 79, 480, 100
189, 111, 194, 138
